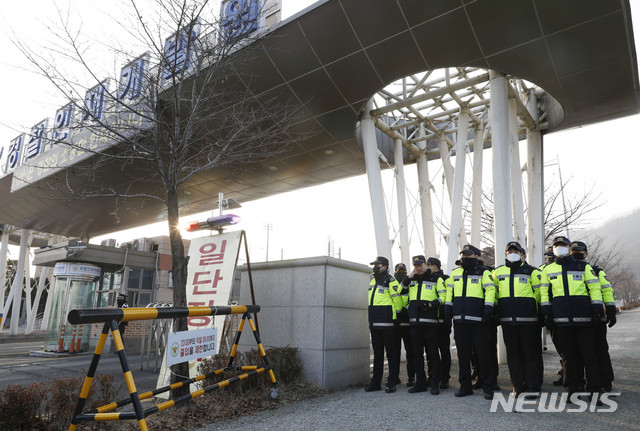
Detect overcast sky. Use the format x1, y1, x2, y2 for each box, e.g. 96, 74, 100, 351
1, 0, 639, 269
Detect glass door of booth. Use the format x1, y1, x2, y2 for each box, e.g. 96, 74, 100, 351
44, 263, 101, 352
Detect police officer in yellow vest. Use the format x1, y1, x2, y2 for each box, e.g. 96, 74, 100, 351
492, 241, 543, 396
394, 263, 416, 387
366, 256, 402, 393
401, 255, 446, 395
570, 241, 616, 393
428, 257, 452, 389
444, 244, 497, 400
540, 236, 604, 397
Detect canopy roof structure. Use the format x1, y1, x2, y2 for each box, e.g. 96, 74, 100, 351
1, 0, 638, 238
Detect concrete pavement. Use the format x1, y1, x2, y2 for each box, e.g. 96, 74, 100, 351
196, 309, 640, 431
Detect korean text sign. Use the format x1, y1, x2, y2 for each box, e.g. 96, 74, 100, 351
166, 328, 217, 366
185, 230, 242, 352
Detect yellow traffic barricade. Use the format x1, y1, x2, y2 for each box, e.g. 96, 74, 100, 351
66, 305, 277, 431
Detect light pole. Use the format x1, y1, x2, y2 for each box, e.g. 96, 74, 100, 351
264, 223, 273, 262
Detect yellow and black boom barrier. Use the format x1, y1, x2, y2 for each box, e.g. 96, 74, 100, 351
66, 305, 277, 431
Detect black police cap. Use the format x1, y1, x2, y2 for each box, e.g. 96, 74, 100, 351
370, 256, 389, 266
412, 255, 427, 265
571, 241, 588, 253
505, 241, 524, 253
395, 263, 407, 272
426, 257, 441, 268
461, 244, 481, 256
552, 236, 571, 246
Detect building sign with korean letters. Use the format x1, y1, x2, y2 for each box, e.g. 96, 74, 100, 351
119, 53, 149, 101
221, 0, 261, 42
166, 328, 218, 366
53, 102, 74, 142
185, 230, 242, 350
25, 119, 50, 161
2, 134, 24, 175
162, 22, 200, 80
83, 80, 111, 123
9, 109, 151, 191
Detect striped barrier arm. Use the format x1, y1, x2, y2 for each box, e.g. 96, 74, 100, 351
67, 306, 275, 431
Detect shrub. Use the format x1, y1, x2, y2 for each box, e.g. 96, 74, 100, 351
267, 346, 303, 384
620, 300, 640, 311
44, 376, 87, 430
199, 346, 303, 391
0, 382, 47, 430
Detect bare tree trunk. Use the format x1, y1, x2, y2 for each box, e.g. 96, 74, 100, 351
167, 187, 190, 397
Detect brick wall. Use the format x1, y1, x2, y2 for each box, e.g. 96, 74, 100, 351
89, 320, 149, 338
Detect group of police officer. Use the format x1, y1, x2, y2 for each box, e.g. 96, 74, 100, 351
365, 236, 617, 402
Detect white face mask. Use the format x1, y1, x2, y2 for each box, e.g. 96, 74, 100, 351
553, 245, 570, 257
506, 253, 521, 262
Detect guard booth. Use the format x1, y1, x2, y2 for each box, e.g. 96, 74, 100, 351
34, 239, 174, 352
44, 263, 101, 352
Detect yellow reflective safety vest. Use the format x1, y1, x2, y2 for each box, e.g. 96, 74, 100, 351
368, 272, 401, 329
592, 265, 614, 322
445, 265, 495, 324
540, 255, 603, 326
402, 272, 446, 326
492, 261, 541, 325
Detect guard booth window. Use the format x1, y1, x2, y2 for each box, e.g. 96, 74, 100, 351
96, 272, 122, 308
126, 268, 155, 307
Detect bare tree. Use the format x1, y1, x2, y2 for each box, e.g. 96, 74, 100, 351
9, 0, 308, 395
608, 267, 640, 304
455, 176, 603, 250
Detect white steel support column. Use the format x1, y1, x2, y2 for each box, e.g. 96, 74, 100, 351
490, 71, 514, 259
438, 134, 454, 203
0, 227, 9, 313
362, 99, 392, 260
526, 91, 544, 266
508, 98, 526, 244
490, 71, 512, 365
41, 235, 62, 331
26, 267, 49, 334
394, 138, 411, 266
416, 125, 437, 257
470, 125, 485, 246
23, 232, 33, 331
446, 110, 469, 273
9, 231, 29, 335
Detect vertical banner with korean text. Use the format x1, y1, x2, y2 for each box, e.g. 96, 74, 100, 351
185, 230, 242, 351
156, 230, 243, 396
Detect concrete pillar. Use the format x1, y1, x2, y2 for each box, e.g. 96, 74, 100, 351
490, 71, 513, 365
470, 126, 485, 246
438, 134, 454, 203
446, 110, 469, 273
416, 125, 437, 257
508, 98, 526, 244
526, 91, 544, 266
0, 226, 9, 313
9, 230, 29, 335
362, 99, 392, 261
394, 138, 410, 266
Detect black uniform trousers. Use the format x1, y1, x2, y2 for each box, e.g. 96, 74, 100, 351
555, 326, 600, 394
454, 323, 493, 392
411, 325, 441, 388
502, 325, 542, 391
397, 323, 415, 382
549, 328, 566, 385
370, 327, 400, 387
595, 322, 614, 390
437, 321, 452, 384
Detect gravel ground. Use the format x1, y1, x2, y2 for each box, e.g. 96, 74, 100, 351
196, 309, 640, 431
